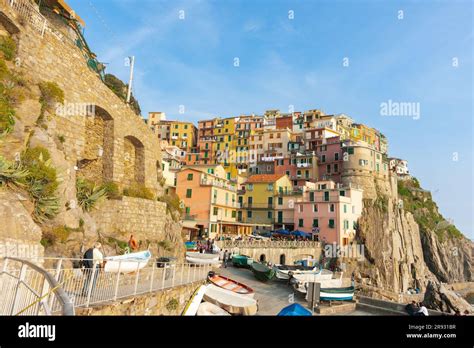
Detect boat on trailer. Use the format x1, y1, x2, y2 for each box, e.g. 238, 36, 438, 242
104, 250, 152, 273
207, 273, 255, 297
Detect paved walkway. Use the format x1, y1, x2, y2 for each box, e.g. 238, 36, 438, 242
219, 265, 371, 315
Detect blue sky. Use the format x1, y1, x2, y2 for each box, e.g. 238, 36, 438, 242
68, 0, 473, 239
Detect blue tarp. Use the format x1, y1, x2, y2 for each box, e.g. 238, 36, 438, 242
291, 230, 312, 238
274, 229, 290, 235
277, 303, 312, 316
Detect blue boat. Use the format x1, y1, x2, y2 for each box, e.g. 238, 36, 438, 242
277, 303, 312, 316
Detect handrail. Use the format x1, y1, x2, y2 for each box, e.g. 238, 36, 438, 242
0, 257, 74, 316
216, 240, 321, 248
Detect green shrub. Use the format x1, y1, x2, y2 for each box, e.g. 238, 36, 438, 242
0, 156, 28, 188
0, 36, 16, 61
38, 81, 64, 121
101, 181, 121, 199
0, 59, 16, 136
165, 298, 178, 312
76, 178, 107, 212
123, 183, 155, 200
157, 192, 183, 218
104, 73, 141, 116
21, 146, 60, 222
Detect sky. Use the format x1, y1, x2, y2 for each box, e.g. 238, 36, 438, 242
68, 0, 473, 239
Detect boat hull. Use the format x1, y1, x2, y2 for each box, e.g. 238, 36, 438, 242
251, 263, 276, 282
182, 285, 207, 316
319, 286, 355, 301
186, 256, 220, 265
232, 255, 253, 268
197, 302, 231, 316
203, 284, 257, 315
208, 274, 255, 297
104, 251, 151, 273
294, 277, 343, 295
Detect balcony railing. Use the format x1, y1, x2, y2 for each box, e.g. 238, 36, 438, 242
240, 203, 274, 209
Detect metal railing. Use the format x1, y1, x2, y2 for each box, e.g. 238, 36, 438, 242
217, 240, 321, 249
1, 257, 211, 315
6, 0, 47, 36
0, 257, 74, 316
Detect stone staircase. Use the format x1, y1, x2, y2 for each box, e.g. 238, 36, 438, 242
356, 295, 443, 316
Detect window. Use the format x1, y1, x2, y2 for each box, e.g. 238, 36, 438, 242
267, 211, 272, 219
309, 192, 315, 202
321, 155, 326, 163
278, 197, 283, 205
340, 190, 345, 196
329, 204, 335, 212
348, 147, 354, 155
185, 207, 190, 215
344, 220, 349, 230
324, 191, 329, 201
335, 153, 339, 161
298, 205, 303, 213
313, 204, 318, 212
248, 196, 253, 205
213, 207, 218, 215
186, 189, 192, 198
267, 183, 274, 191
327, 165, 331, 173
184, 125, 188, 129
247, 184, 254, 191
313, 219, 319, 228
334, 164, 338, 172
247, 210, 252, 218
344, 204, 347, 213
277, 211, 283, 223
232, 210, 236, 218
299, 219, 304, 227
329, 219, 335, 228
187, 173, 193, 181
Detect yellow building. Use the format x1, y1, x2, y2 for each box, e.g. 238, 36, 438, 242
350, 123, 377, 147
159, 120, 197, 153
238, 174, 293, 231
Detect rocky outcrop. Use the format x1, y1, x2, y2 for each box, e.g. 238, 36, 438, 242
421, 230, 472, 284
423, 281, 471, 314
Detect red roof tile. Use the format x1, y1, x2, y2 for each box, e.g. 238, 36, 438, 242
246, 174, 285, 183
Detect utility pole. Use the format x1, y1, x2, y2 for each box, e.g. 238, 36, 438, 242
126, 56, 135, 104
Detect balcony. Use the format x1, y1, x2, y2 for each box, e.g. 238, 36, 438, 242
240, 203, 274, 209
278, 188, 303, 196
296, 162, 311, 168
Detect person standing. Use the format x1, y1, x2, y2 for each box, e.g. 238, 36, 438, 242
82, 242, 104, 296
128, 234, 138, 251
223, 249, 229, 268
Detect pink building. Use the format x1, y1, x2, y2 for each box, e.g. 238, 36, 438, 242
293, 180, 363, 246
316, 136, 343, 183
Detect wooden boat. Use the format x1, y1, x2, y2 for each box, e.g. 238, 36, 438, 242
186, 252, 220, 265
251, 262, 276, 282
197, 302, 231, 316
104, 250, 151, 273
232, 254, 253, 268
203, 284, 257, 315
319, 286, 355, 301
274, 264, 319, 280
182, 285, 207, 316
208, 274, 255, 297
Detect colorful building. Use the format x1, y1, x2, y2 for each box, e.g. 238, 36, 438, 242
238, 174, 293, 231
293, 180, 363, 246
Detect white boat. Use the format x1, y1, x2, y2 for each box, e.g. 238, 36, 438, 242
104, 250, 151, 273
182, 285, 207, 316
203, 284, 258, 315
186, 252, 220, 265
274, 265, 320, 280
197, 301, 231, 316
293, 272, 343, 295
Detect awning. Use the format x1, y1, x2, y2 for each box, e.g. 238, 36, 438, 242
182, 221, 199, 230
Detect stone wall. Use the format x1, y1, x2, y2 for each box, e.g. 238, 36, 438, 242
0, 3, 162, 192
75, 281, 204, 316
0, 191, 44, 259
226, 246, 322, 265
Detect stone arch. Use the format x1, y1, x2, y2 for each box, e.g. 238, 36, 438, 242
259, 254, 266, 262
279, 254, 286, 265
79, 105, 114, 183
123, 135, 145, 186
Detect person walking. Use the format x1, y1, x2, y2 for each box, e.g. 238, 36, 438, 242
223, 249, 229, 268
81, 242, 104, 297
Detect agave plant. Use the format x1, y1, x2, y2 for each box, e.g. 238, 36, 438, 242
76, 178, 107, 212
0, 156, 28, 188
26, 177, 60, 223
